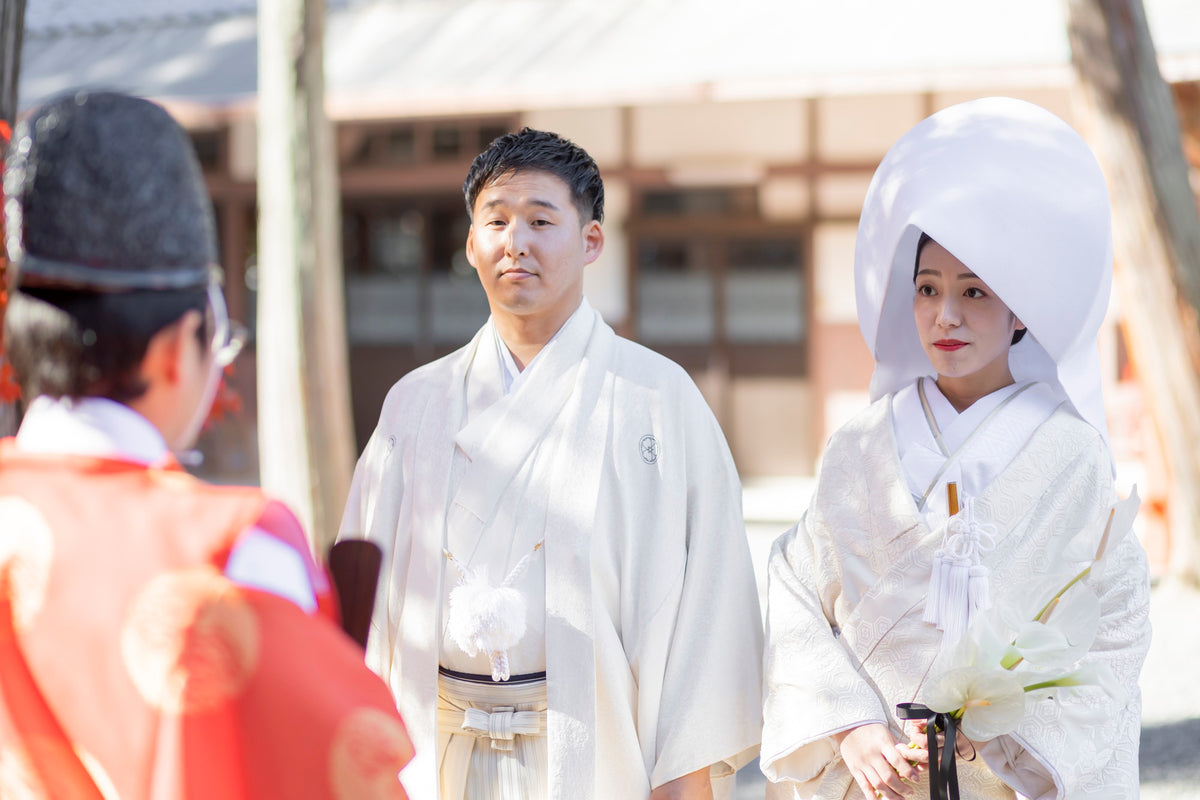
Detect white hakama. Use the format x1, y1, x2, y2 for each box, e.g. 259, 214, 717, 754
437, 674, 548, 800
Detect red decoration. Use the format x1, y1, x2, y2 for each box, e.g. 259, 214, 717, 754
0, 362, 18, 403
205, 364, 244, 430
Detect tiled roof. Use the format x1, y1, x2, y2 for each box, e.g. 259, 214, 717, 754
24, 0, 259, 36
17, 0, 1200, 113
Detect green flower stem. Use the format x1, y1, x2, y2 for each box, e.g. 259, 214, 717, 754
1033, 565, 1091, 623
1023, 678, 1068, 693
1001, 563, 1094, 672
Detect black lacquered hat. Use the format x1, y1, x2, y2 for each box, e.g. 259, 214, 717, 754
3, 90, 214, 292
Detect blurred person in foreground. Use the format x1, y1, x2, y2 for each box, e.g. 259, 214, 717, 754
340, 127, 763, 799
0, 90, 411, 799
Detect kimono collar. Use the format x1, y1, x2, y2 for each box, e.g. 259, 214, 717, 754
15, 395, 170, 466
854, 97, 1114, 448
491, 298, 590, 396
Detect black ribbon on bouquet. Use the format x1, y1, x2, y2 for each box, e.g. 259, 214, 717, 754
896, 702, 960, 800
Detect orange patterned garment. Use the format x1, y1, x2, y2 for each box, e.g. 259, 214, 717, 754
0, 442, 412, 799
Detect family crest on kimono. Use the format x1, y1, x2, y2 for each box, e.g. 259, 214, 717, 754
760, 97, 1151, 800
0, 91, 412, 798
340, 128, 764, 800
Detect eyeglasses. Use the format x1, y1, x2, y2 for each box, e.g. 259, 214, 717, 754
205, 266, 247, 368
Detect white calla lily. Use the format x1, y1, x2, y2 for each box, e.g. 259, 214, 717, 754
1059, 488, 1140, 578
1012, 582, 1100, 669
921, 667, 1027, 741
1091, 488, 1140, 579
1011, 620, 1069, 656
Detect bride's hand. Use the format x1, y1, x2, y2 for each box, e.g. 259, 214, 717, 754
834, 723, 920, 799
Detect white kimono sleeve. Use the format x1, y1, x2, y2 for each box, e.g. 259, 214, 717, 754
649, 389, 765, 792
760, 519, 890, 784
339, 414, 391, 542
337, 383, 411, 679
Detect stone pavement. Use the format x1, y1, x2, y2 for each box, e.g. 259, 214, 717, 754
1137, 578, 1200, 799
732, 479, 1200, 798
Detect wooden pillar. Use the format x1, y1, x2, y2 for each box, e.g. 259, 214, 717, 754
1067, 0, 1200, 582
0, 0, 23, 125
257, 0, 356, 552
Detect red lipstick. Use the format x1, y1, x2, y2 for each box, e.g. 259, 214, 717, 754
934, 339, 967, 351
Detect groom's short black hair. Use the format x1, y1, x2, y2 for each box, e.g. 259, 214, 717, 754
463, 127, 604, 225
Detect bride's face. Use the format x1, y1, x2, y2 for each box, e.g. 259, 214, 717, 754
913, 240, 1024, 391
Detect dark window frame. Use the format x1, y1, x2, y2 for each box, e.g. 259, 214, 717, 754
627, 187, 811, 378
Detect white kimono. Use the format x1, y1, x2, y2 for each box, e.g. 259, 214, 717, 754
341, 299, 763, 800
760, 388, 1150, 799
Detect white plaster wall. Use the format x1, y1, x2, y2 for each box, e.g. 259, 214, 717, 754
521, 106, 624, 168
816, 172, 874, 218
632, 99, 807, 166
760, 175, 810, 221
813, 222, 860, 325
730, 377, 815, 476
816, 93, 924, 161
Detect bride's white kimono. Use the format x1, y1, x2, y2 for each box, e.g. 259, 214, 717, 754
761, 97, 1152, 800
341, 299, 763, 800
760, 384, 1150, 799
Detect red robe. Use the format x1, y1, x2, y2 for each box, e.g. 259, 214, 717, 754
0, 443, 413, 799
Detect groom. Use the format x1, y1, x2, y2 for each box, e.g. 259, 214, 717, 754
341, 127, 764, 799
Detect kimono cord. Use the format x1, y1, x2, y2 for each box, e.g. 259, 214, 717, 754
895, 702, 960, 800
915, 381, 1037, 511
917, 378, 951, 457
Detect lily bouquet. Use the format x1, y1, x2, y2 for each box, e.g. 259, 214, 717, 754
898, 487, 1140, 799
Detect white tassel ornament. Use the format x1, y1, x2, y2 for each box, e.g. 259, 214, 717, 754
447, 571, 527, 681
925, 550, 945, 625
925, 491, 996, 653
444, 541, 544, 682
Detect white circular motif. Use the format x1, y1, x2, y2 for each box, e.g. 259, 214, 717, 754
121, 569, 259, 713
0, 498, 55, 633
